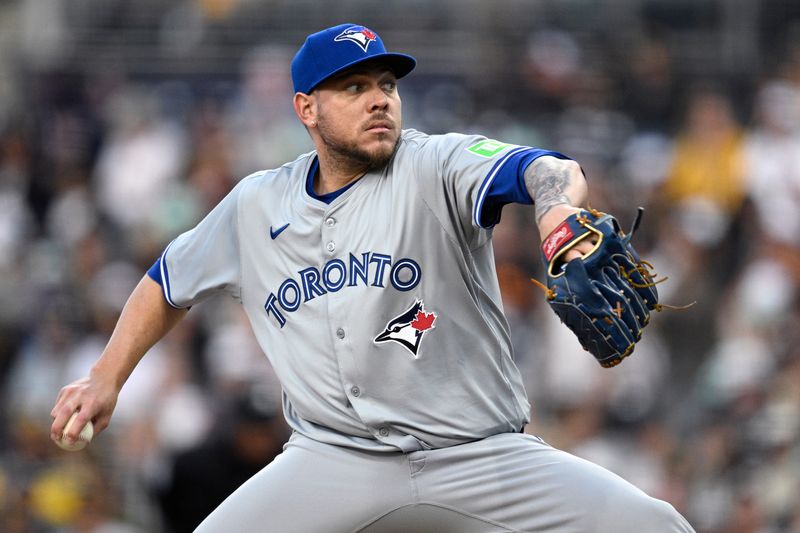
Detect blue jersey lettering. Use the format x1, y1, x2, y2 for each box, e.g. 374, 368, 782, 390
264, 251, 422, 327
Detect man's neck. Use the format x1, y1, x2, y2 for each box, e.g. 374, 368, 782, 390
314, 153, 369, 195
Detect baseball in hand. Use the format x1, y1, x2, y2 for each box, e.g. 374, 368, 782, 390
56, 411, 94, 451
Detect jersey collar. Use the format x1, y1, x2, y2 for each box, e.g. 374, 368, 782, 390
305, 156, 361, 205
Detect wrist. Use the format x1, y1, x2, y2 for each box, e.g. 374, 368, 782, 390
537, 204, 583, 240
89, 358, 127, 394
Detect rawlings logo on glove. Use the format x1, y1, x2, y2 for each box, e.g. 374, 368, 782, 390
532, 208, 668, 368
542, 223, 574, 261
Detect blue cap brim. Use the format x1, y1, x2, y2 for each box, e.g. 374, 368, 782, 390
305, 52, 416, 93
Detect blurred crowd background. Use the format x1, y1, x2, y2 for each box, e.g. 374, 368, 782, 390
1, 0, 800, 531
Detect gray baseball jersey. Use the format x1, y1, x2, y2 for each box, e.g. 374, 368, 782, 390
151, 129, 567, 453
152, 129, 696, 532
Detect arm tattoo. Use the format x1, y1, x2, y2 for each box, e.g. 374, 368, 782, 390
525, 160, 573, 224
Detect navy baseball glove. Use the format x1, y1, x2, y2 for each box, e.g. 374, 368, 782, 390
533, 208, 659, 367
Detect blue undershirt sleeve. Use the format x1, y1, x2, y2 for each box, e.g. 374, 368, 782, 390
147, 258, 163, 285
478, 148, 575, 228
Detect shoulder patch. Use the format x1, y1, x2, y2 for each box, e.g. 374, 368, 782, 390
466, 139, 513, 158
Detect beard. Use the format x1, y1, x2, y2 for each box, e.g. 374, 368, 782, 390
316, 114, 400, 172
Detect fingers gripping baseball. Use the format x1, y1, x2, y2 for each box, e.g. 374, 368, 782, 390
50, 375, 118, 449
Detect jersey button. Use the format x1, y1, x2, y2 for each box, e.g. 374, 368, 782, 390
378, 426, 389, 437
325, 217, 336, 227
336, 328, 345, 339
351, 386, 360, 397
326, 241, 335, 252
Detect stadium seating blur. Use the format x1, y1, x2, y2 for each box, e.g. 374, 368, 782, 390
1, 1, 800, 531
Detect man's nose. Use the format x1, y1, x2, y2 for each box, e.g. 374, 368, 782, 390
367, 86, 389, 112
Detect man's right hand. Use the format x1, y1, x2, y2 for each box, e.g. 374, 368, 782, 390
51, 372, 120, 447
49, 275, 188, 448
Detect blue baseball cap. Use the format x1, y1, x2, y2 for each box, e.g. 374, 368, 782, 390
291, 23, 416, 94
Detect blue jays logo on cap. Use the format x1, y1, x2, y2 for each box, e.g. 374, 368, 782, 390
334, 26, 377, 52
292, 23, 416, 94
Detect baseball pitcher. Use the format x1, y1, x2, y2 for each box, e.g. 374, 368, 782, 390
51, 23, 694, 532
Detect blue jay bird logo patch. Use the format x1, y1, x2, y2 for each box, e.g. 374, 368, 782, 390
334, 26, 377, 52
374, 299, 437, 358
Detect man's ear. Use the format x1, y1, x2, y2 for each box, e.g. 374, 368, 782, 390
293, 92, 317, 128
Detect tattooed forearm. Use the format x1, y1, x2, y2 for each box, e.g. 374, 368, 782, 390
525, 159, 575, 224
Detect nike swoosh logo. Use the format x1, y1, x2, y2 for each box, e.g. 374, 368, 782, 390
270, 223, 290, 240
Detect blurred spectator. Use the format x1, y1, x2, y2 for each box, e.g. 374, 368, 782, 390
521, 29, 581, 116
1, 2, 799, 532
662, 88, 746, 246
201, 299, 282, 397
158, 388, 288, 533
743, 79, 800, 248
18, 0, 70, 70
620, 37, 680, 132
225, 45, 310, 176
94, 86, 189, 232
618, 131, 674, 207
0, 129, 34, 270
555, 68, 635, 182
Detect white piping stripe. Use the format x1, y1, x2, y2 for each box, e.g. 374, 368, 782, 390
159, 240, 181, 309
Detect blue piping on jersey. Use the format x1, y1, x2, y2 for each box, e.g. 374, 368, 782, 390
473, 147, 574, 229
305, 157, 359, 204
473, 146, 528, 229
159, 241, 183, 309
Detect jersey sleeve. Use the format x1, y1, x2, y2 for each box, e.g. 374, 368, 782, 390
412, 133, 573, 243
149, 176, 251, 308
474, 147, 574, 228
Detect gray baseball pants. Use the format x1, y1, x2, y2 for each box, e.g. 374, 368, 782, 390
195, 431, 694, 532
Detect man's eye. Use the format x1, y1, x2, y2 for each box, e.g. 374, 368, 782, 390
346, 83, 362, 93
382, 81, 396, 92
